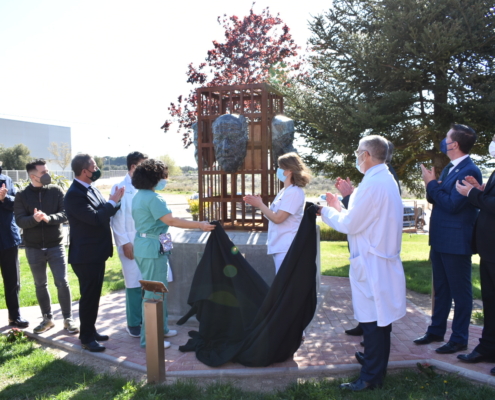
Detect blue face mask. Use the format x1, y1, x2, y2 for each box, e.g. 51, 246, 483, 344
155, 179, 167, 191
276, 168, 287, 182
440, 138, 454, 154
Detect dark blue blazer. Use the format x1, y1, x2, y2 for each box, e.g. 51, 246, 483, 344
0, 174, 21, 251
64, 180, 118, 264
427, 156, 482, 255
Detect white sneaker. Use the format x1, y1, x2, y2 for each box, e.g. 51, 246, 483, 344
164, 329, 177, 338
64, 318, 80, 334
164, 341, 171, 349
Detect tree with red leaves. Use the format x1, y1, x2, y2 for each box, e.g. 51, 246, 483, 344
161, 4, 301, 146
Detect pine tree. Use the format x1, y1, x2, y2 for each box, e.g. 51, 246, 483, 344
277, 0, 495, 195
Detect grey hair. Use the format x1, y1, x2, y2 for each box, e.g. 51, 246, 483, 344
359, 135, 388, 162
386, 140, 394, 163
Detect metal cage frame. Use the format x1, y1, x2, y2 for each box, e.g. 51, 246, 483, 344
196, 83, 284, 231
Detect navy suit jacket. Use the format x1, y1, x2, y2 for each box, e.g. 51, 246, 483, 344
468, 171, 495, 263
427, 156, 482, 255
0, 173, 21, 250
64, 180, 118, 264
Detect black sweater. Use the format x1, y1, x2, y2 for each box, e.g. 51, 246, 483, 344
14, 184, 67, 249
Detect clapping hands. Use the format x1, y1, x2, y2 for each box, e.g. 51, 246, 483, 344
325, 192, 342, 212
110, 186, 125, 203
0, 184, 7, 201
33, 208, 49, 223
335, 177, 354, 197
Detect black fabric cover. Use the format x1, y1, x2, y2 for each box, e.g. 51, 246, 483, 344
178, 203, 318, 367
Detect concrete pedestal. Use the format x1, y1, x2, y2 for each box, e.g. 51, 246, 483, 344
167, 226, 320, 317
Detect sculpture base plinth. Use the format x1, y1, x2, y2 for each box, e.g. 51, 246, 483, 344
167, 226, 320, 317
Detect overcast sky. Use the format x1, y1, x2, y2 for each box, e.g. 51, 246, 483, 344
0, 0, 329, 166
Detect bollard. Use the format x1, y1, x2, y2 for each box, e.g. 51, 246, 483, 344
140, 280, 168, 384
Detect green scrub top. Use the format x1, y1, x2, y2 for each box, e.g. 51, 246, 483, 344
132, 189, 172, 258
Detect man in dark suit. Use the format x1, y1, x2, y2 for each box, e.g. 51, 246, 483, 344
64, 154, 124, 352
455, 134, 495, 375
414, 124, 481, 354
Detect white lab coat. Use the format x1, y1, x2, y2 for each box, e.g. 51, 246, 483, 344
321, 163, 406, 327
110, 174, 173, 288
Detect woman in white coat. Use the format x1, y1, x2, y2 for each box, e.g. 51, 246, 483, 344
244, 152, 310, 274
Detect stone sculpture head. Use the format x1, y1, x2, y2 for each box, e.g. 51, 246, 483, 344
271, 115, 297, 167
212, 114, 248, 173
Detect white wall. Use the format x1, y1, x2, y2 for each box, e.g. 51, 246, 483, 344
0, 118, 71, 171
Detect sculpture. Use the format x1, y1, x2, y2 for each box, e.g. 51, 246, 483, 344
212, 114, 248, 173
271, 115, 297, 167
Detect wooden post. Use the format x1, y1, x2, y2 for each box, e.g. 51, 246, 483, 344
140, 280, 168, 384
144, 300, 165, 384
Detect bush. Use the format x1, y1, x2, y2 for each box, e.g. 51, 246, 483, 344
188, 199, 199, 215
318, 222, 347, 241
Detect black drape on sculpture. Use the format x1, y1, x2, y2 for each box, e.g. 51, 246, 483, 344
178, 203, 318, 367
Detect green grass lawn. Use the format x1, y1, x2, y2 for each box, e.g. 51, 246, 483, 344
321, 233, 482, 299
1, 334, 495, 399
0, 247, 125, 310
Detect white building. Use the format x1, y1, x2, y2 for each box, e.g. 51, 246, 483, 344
0, 118, 71, 172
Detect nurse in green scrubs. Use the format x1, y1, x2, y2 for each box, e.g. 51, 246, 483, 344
131, 159, 215, 348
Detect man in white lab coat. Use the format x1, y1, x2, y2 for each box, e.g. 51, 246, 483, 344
320, 135, 406, 391
111, 152, 174, 338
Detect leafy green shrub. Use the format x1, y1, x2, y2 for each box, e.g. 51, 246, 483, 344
188, 199, 199, 215
318, 222, 347, 241
6, 328, 28, 343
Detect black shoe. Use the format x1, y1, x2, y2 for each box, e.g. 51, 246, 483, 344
82, 340, 106, 352
413, 333, 444, 345
9, 317, 29, 328
355, 351, 365, 366
435, 341, 467, 354
457, 351, 495, 363
345, 325, 364, 336
491, 366, 495, 375
94, 332, 109, 341
360, 340, 365, 347
340, 379, 376, 391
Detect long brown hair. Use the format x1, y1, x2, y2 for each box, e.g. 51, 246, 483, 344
278, 152, 311, 187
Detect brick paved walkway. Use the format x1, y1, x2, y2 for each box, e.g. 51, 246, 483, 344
1, 276, 494, 385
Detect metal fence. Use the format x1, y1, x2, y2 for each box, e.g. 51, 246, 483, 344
2, 170, 127, 183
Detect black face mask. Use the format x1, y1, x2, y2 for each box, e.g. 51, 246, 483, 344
88, 169, 101, 182
39, 173, 51, 186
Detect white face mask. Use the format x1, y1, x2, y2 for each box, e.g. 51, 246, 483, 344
489, 141, 495, 157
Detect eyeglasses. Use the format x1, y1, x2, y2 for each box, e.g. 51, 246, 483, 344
354, 150, 365, 158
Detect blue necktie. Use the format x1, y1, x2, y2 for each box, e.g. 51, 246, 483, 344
439, 162, 453, 182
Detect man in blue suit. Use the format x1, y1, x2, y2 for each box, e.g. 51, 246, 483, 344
64, 155, 124, 352
415, 124, 481, 354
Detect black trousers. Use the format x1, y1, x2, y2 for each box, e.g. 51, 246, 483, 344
360, 322, 392, 386
71, 262, 105, 344
475, 258, 495, 356
0, 246, 21, 321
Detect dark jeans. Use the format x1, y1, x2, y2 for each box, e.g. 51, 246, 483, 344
427, 249, 472, 344
25, 245, 72, 320
71, 261, 105, 344
0, 245, 21, 321
360, 322, 392, 386
475, 258, 495, 356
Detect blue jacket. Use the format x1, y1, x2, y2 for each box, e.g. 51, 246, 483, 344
427, 156, 482, 255
0, 174, 21, 251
